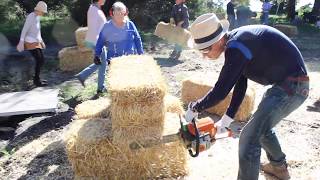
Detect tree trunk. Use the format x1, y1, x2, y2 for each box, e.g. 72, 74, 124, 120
286, 0, 296, 21
312, 0, 320, 16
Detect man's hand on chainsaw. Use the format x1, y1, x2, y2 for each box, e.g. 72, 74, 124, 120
215, 114, 234, 135
185, 102, 198, 122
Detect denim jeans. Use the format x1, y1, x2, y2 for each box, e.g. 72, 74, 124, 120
237, 80, 309, 180
262, 12, 269, 25
76, 45, 108, 91
228, 14, 236, 30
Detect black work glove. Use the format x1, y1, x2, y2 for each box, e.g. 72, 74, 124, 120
94, 56, 101, 65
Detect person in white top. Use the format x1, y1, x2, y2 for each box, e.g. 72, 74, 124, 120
75, 0, 107, 93
85, 0, 107, 48
16, 1, 48, 87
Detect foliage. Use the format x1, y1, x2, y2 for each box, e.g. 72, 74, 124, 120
297, 3, 313, 17
0, 0, 24, 23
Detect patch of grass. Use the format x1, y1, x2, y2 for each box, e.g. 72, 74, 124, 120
0, 147, 16, 157
60, 80, 105, 106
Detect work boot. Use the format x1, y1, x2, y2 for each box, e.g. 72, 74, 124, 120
75, 75, 85, 87
261, 163, 290, 180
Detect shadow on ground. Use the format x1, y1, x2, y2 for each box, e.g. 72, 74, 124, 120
0, 110, 74, 157
16, 140, 73, 179
154, 57, 184, 68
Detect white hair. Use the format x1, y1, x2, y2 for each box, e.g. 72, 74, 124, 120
112, 2, 127, 12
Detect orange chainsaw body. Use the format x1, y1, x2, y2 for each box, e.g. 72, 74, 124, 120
187, 117, 216, 138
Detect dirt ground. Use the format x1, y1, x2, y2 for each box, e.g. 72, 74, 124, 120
0, 32, 320, 180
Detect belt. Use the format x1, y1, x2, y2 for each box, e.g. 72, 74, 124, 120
279, 75, 309, 97
286, 75, 309, 82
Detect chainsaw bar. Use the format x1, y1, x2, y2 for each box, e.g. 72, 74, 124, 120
129, 132, 180, 150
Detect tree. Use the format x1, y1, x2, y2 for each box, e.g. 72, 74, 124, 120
286, 0, 296, 20
312, 0, 320, 16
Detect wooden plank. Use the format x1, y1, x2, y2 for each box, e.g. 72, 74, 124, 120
0, 88, 59, 117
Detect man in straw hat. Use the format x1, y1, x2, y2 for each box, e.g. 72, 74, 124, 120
185, 13, 309, 180
17, 1, 48, 87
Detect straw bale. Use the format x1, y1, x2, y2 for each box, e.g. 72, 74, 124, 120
274, 24, 298, 37
58, 46, 93, 72
181, 73, 255, 121
75, 27, 90, 51
164, 94, 184, 114
108, 55, 167, 130
154, 21, 191, 47
75, 97, 111, 119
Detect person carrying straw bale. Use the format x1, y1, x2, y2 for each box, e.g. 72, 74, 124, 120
75, 0, 107, 91
169, 0, 189, 60
185, 13, 309, 180
16, 1, 48, 87
77, 1, 144, 94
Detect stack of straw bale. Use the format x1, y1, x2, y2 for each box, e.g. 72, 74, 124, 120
154, 21, 191, 47
181, 73, 255, 121
108, 55, 187, 178
75, 27, 91, 52
65, 55, 188, 179
74, 97, 111, 119
58, 27, 93, 72
274, 24, 298, 37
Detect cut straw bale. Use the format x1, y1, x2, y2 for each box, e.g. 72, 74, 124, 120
75, 97, 111, 119
108, 55, 167, 133
181, 73, 255, 121
164, 94, 184, 114
154, 21, 191, 47
75, 27, 90, 51
64, 118, 121, 178
274, 24, 298, 37
58, 46, 93, 72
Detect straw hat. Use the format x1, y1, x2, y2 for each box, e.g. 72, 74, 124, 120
188, 13, 229, 50
34, 1, 48, 13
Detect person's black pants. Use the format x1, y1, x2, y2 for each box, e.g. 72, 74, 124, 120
29, 48, 44, 81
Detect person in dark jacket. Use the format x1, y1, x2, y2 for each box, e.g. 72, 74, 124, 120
169, 0, 189, 60
227, 0, 236, 30
185, 13, 309, 180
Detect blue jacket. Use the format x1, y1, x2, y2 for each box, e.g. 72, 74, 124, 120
95, 19, 144, 61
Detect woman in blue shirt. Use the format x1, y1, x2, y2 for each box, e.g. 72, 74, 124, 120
93, 2, 143, 94
79, 2, 144, 94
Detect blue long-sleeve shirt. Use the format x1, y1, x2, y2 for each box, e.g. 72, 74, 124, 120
193, 25, 307, 118
95, 19, 144, 61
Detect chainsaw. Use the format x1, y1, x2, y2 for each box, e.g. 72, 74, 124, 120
129, 115, 232, 157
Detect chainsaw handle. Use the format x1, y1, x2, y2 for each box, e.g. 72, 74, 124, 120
188, 118, 200, 157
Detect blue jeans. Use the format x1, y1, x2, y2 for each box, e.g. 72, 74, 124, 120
76, 45, 108, 91
262, 12, 269, 25
228, 14, 236, 30
237, 79, 309, 180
